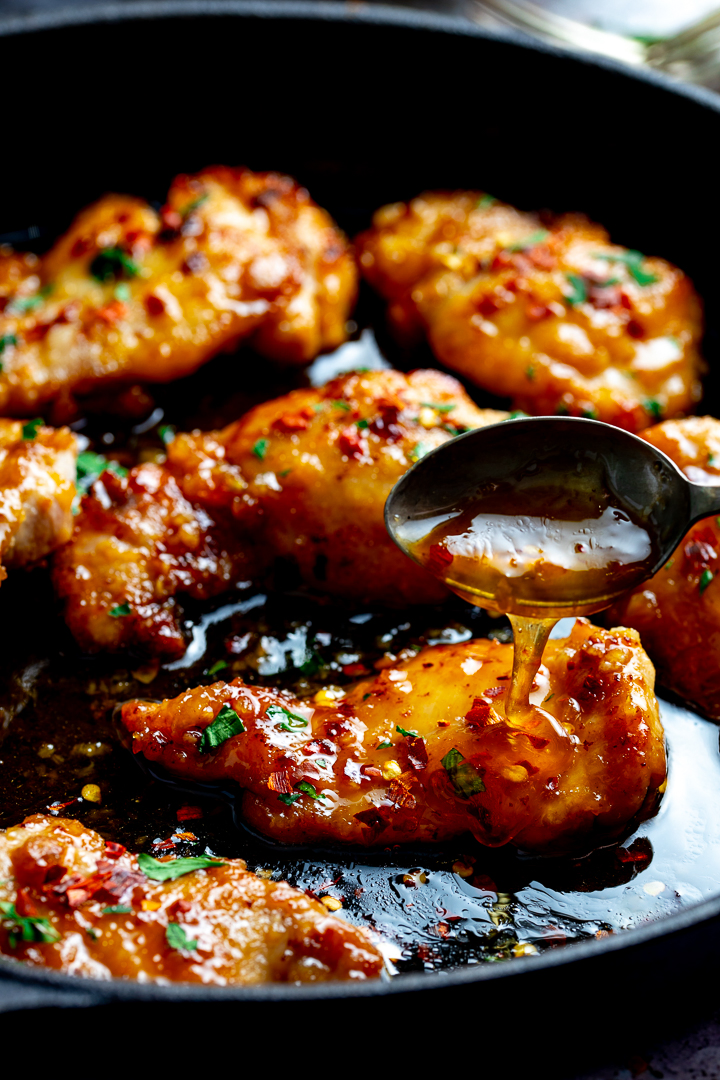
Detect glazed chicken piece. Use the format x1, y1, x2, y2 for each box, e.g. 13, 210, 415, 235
0, 815, 384, 984
0, 166, 356, 417
121, 620, 666, 855
609, 416, 720, 720
357, 192, 703, 431
0, 418, 77, 584
52, 368, 506, 658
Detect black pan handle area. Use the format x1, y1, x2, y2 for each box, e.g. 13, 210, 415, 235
0, 969, 98, 1014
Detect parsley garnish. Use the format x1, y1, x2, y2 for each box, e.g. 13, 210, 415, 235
266, 704, 309, 732
420, 402, 455, 413
330, 400, 351, 411
356, 419, 369, 430
278, 792, 301, 805
157, 424, 175, 445
90, 247, 140, 282
0, 333, 17, 355
476, 194, 496, 209
299, 648, 323, 676
700, 569, 714, 594
564, 273, 587, 306
441, 747, 485, 798
109, 602, 131, 618
409, 443, 428, 462
644, 399, 663, 421
76, 450, 128, 494
593, 250, 658, 286
0, 900, 60, 947
396, 725, 419, 738
21, 418, 43, 440
506, 410, 528, 420
525, 366, 535, 381
198, 704, 246, 753
206, 659, 228, 676
166, 922, 198, 951
377, 740, 392, 749
294, 780, 325, 800
581, 408, 598, 419
137, 853, 225, 881
252, 438, 269, 460
114, 283, 131, 302
7, 284, 52, 314
505, 230, 549, 252
180, 193, 209, 218
102, 905, 132, 914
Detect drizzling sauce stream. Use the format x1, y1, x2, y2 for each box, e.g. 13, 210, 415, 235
402, 452, 660, 721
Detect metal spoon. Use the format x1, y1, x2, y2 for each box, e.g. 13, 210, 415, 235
384, 415, 720, 617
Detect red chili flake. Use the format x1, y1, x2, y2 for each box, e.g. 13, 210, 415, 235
342, 662, 370, 677
515, 758, 539, 777
477, 294, 501, 318
338, 426, 366, 458
354, 808, 388, 833
268, 769, 292, 794
96, 300, 127, 324
169, 899, 193, 916
15, 889, 37, 918
434, 921, 451, 938
151, 839, 176, 852
426, 542, 453, 576
526, 303, 550, 321
145, 293, 166, 317
526, 734, 550, 750
160, 207, 182, 232
273, 407, 314, 433
361, 765, 383, 779
465, 697, 494, 729
71, 237, 90, 258
406, 736, 428, 771
369, 403, 403, 441
683, 527, 718, 575
47, 798, 78, 815
388, 781, 417, 811
177, 805, 203, 822
104, 842, 127, 860
626, 318, 644, 339
616, 840, 651, 867
527, 246, 555, 270
417, 944, 433, 961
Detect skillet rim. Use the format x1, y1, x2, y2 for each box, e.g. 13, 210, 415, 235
1, 0, 720, 1007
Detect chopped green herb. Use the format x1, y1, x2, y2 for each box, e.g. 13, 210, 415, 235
279, 468, 292, 478
315, 758, 328, 769
252, 438, 269, 460
109, 602, 131, 618
114, 282, 131, 302
199, 704, 246, 753
665, 559, 674, 571
420, 402, 455, 413
409, 443, 428, 463
356, 419, 369, 430
137, 853, 225, 882
180, 193, 209, 218
700, 569, 714, 594
0, 334, 17, 354
166, 922, 198, 951
525, 366, 535, 381
708, 454, 717, 467
158, 424, 175, 445
299, 648, 323, 676
644, 398, 663, 421
331, 400, 351, 411
90, 247, 140, 282
206, 659, 228, 677
564, 273, 587, 306
7, 284, 52, 314
543, 692, 555, 703
266, 704, 309, 732
396, 724, 419, 738
102, 905, 132, 915
76, 450, 128, 495
86, 927, 99, 941
0, 900, 60, 946
441, 747, 485, 798
592, 250, 658, 286
294, 780, 325, 800
581, 408, 598, 420
362, 693, 371, 701
505, 230, 549, 252
377, 740, 392, 749
278, 792, 301, 805
476, 194, 496, 209
506, 410, 528, 420
21, 418, 43, 440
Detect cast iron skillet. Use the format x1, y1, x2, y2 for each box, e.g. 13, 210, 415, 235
1, 2, 720, 1068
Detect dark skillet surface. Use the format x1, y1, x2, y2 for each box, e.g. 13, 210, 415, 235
2, 3, 720, 1069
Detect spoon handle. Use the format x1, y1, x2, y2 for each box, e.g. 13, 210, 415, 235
688, 482, 720, 525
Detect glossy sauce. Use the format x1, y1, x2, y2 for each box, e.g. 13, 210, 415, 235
404, 455, 660, 718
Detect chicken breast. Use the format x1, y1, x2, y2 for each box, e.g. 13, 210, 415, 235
0, 815, 384, 984
0, 418, 77, 584
120, 620, 666, 855
52, 368, 507, 658
608, 416, 720, 719
357, 192, 703, 431
0, 167, 356, 417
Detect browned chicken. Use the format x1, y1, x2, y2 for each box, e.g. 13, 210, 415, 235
0, 418, 77, 584
357, 193, 703, 432
0, 815, 384, 984
120, 620, 666, 854
609, 416, 720, 719
0, 167, 356, 417
52, 368, 506, 658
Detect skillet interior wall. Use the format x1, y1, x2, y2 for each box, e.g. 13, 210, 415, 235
2, 6, 719, 395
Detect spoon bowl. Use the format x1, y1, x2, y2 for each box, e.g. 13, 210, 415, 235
385, 416, 720, 618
